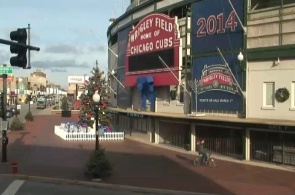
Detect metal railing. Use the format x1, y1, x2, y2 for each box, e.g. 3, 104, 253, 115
164, 134, 185, 148
251, 140, 295, 166
198, 137, 244, 159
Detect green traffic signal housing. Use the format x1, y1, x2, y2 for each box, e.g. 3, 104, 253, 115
10, 28, 27, 68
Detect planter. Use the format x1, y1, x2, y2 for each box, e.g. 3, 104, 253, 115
51, 110, 80, 116
61, 110, 71, 117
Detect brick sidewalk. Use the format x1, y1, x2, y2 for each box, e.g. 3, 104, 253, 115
0, 115, 295, 195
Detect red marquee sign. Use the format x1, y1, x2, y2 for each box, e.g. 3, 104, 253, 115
125, 13, 181, 86
128, 14, 179, 55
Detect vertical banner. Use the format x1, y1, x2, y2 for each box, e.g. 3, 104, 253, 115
117, 68, 130, 108
117, 27, 132, 108
193, 55, 243, 111
191, 0, 244, 112
192, 0, 244, 53
118, 26, 132, 67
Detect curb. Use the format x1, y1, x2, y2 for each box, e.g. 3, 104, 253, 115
0, 174, 218, 195
125, 137, 295, 173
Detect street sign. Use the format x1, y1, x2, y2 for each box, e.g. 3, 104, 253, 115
0, 64, 13, 74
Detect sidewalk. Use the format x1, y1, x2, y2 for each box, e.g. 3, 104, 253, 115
0, 115, 294, 195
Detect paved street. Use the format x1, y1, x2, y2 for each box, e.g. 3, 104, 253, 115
1, 177, 207, 195
0, 114, 295, 195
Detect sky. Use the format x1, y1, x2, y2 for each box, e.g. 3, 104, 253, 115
0, 0, 129, 89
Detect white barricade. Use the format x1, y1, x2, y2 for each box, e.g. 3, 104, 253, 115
54, 125, 124, 141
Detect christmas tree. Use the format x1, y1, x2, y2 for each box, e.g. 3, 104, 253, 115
79, 61, 109, 128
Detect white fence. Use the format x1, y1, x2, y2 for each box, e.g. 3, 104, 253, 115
54, 126, 124, 141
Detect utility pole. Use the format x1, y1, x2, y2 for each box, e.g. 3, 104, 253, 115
2, 74, 8, 162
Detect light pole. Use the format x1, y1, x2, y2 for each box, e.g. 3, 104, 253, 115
237, 51, 246, 118
92, 90, 100, 150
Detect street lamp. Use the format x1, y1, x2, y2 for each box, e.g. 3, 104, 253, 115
92, 90, 100, 150
28, 92, 32, 112
237, 51, 244, 61
237, 51, 244, 71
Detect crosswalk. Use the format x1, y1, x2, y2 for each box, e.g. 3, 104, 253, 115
1, 180, 24, 195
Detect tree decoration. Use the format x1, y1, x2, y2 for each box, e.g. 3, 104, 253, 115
275, 87, 290, 103
79, 60, 110, 128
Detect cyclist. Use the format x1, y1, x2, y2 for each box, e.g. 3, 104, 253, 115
196, 139, 208, 164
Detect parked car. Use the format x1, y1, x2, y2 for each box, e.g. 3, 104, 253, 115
37, 97, 46, 109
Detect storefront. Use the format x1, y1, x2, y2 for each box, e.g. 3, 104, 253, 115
158, 120, 190, 149
195, 124, 244, 159
248, 125, 295, 166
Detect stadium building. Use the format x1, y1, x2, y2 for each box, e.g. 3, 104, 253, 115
107, 0, 295, 166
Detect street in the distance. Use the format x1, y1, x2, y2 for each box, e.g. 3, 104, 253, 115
0, 102, 54, 139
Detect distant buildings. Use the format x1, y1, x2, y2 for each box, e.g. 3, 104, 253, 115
0, 69, 65, 103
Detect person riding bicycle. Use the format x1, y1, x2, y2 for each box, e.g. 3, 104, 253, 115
196, 139, 208, 164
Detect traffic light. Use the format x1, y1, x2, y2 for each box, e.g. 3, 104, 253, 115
10, 28, 27, 68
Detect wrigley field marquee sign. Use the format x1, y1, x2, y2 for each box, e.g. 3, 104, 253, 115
127, 13, 180, 56
125, 13, 181, 86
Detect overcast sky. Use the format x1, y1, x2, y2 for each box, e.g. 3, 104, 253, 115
0, 0, 128, 89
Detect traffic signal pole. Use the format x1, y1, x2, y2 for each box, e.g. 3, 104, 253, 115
0, 38, 39, 51
1, 74, 8, 162
27, 24, 31, 69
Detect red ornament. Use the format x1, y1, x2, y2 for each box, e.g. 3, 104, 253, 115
94, 86, 99, 91
103, 102, 107, 107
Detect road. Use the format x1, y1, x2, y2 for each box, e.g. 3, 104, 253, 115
0, 176, 208, 195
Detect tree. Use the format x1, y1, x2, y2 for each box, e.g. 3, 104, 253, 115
25, 110, 34, 121
60, 96, 69, 111
10, 117, 24, 131
84, 145, 112, 179
79, 60, 110, 128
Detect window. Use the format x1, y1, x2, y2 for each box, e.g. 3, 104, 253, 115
128, 49, 174, 72
250, 0, 294, 11
263, 82, 275, 108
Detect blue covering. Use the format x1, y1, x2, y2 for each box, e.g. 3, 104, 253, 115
136, 76, 155, 110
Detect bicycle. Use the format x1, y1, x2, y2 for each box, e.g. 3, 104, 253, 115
194, 152, 216, 168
